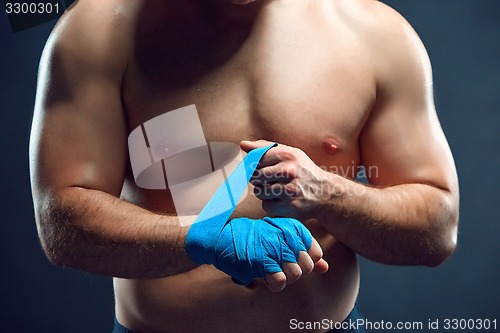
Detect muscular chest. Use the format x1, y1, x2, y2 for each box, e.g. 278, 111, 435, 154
123, 7, 375, 169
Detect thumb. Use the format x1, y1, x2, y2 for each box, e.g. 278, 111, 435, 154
240, 139, 275, 153
313, 258, 329, 273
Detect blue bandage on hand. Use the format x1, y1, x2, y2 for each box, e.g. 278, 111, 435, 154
188, 216, 313, 285
185, 143, 314, 285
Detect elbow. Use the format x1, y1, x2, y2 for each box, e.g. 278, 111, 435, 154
38, 219, 75, 268
423, 213, 459, 267
421, 189, 459, 267
35, 197, 79, 268
423, 239, 456, 267
42, 238, 69, 268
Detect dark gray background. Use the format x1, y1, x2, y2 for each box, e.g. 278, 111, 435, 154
1, 1, 499, 332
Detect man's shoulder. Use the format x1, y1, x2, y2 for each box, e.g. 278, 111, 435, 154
45, 0, 142, 73
326, 0, 429, 78
325, 0, 413, 39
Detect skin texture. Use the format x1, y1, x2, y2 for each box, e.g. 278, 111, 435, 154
29, 0, 459, 332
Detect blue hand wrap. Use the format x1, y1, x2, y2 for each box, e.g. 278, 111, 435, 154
185, 144, 313, 285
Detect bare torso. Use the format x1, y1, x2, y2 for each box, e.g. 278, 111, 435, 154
31, 0, 459, 329
115, 0, 375, 331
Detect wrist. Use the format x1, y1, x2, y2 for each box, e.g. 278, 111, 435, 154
313, 172, 359, 222
179, 224, 190, 251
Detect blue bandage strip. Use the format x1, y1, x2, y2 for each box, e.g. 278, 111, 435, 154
186, 143, 313, 284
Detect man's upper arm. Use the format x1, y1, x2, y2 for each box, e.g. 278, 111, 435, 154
30, 2, 130, 199
359, 7, 458, 199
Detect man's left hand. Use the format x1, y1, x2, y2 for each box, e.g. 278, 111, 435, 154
240, 139, 335, 220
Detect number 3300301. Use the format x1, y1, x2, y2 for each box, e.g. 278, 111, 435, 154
5, 2, 61, 14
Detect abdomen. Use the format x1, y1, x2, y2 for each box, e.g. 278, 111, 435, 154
114, 219, 359, 333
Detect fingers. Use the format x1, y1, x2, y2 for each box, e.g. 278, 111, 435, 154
283, 251, 317, 283
251, 164, 294, 185
313, 258, 329, 273
254, 183, 297, 201
264, 260, 308, 293
308, 238, 329, 273
282, 262, 302, 285
241, 140, 295, 170
253, 152, 285, 168
265, 272, 287, 292
297, 251, 315, 275
263, 263, 298, 292
307, 237, 323, 263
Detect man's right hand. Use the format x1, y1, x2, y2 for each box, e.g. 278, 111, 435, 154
185, 216, 328, 292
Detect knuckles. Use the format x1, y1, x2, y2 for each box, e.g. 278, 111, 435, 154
308, 247, 323, 263
268, 273, 287, 292
286, 265, 303, 282
301, 259, 314, 274
281, 163, 298, 179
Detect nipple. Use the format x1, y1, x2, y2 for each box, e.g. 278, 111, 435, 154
322, 136, 340, 154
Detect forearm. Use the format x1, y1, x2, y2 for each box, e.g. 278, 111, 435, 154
317, 174, 458, 266
35, 186, 196, 279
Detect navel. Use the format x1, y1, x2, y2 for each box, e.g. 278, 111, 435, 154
321, 136, 341, 154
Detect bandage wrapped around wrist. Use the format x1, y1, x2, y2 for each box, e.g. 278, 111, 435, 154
185, 144, 312, 285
